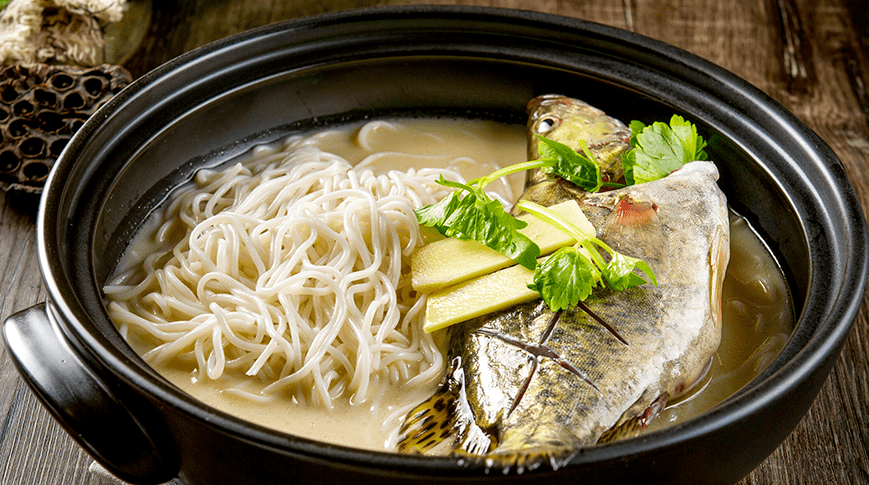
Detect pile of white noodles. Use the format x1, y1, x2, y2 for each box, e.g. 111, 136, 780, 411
104, 139, 466, 408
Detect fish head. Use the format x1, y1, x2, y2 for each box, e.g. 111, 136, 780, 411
525, 94, 632, 184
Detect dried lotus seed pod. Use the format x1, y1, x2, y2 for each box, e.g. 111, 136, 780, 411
0, 63, 132, 195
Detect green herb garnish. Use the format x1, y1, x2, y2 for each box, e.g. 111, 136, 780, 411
519, 200, 656, 311
415, 176, 541, 270
414, 137, 608, 270
415, 114, 705, 312
536, 136, 606, 192
622, 114, 708, 185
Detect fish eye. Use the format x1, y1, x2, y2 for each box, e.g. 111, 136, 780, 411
536, 116, 559, 134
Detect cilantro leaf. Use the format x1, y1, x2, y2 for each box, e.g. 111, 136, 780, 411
623, 115, 708, 185
518, 200, 656, 312
527, 246, 600, 312
536, 135, 603, 192
415, 176, 541, 270
602, 252, 657, 291
669, 115, 709, 162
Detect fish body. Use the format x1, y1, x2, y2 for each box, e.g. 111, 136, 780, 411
399, 95, 729, 472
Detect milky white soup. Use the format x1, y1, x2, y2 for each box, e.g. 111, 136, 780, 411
104, 118, 792, 452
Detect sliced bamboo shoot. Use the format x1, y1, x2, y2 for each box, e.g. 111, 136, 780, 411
411, 200, 593, 292
423, 262, 538, 333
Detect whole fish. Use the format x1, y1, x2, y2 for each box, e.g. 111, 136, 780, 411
398, 95, 730, 473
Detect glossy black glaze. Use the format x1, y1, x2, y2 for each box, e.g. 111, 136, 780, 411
2, 6, 867, 485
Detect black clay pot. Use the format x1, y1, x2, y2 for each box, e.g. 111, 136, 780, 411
3, 6, 866, 485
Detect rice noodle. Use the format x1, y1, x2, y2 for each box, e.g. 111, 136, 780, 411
103, 137, 477, 409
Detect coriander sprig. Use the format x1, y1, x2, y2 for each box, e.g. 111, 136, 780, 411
535, 136, 609, 192
414, 136, 613, 271
518, 200, 657, 312
415, 176, 541, 270
623, 114, 708, 185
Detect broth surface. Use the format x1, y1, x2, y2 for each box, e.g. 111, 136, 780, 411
116, 118, 793, 451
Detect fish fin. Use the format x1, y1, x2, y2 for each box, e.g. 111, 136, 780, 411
396, 378, 459, 454
597, 391, 669, 444
470, 426, 581, 474
488, 446, 579, 474
397, 358, 495, 455
452, 385, 496, 456
601, 195, 669, 268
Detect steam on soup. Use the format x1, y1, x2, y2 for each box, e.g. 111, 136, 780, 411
104, 118, 792, 452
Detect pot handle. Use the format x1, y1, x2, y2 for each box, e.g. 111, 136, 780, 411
2, 303, 174, 485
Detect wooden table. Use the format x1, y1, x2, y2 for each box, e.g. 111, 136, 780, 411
1, 0, 867, 483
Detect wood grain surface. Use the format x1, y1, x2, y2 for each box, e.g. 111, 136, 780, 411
1, 0, 867, 484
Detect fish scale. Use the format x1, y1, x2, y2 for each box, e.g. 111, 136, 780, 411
398, 95, 729, 473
